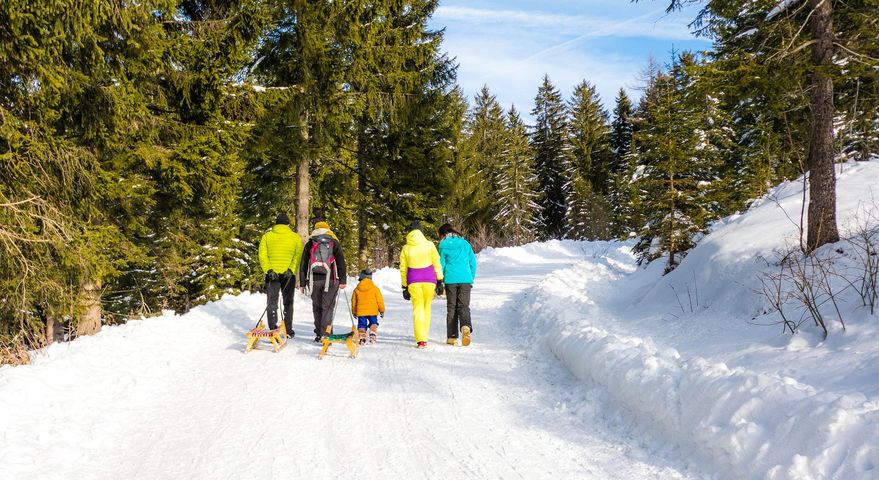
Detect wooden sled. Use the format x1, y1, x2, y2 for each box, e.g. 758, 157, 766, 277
318, 324, 359, 359
245, 321, 287, 353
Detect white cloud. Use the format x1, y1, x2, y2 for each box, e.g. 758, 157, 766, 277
434, 6, 698, 42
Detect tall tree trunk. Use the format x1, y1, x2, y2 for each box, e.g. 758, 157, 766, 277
45, 317, 55, 345
806, 0, 840, 253
75, 280, 102, 337
296, 110, 311, 240
357, 153, 369, 270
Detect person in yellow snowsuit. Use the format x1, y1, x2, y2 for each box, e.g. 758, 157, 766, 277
399, 221, 443, 348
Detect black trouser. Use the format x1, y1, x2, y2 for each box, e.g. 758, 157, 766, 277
310, 276, 340, 336
445, 283, 472, 339
266, 275, 295, 333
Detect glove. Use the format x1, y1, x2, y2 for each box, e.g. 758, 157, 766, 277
380, 312, 384, 318
435, 281, 444, 296
282, 269, 293, 282
267, 270, 279, 282
402, 286, 411, 301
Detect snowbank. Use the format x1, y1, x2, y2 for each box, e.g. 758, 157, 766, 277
517, 159, 879, 479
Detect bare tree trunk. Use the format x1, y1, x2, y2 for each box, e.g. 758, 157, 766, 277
806, 0, 840, 253
296, 110, 311, 240
75, 280, 102, 337
357, 153, 369, 270
45, 317, 54, 345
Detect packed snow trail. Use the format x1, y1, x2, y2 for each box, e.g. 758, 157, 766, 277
0, 242, 700, 480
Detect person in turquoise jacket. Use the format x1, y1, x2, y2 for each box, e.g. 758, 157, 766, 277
437, 223, 477, 346
258, 213, 304, 337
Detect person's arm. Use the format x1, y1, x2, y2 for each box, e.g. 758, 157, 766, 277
399, 247, 408, 287
288, 234, 304, 275
431, 245, 443, 281
438, 241, 447, 274
298, 239, 312, 287
469, 244, 477, 280
334, 240, 347, 286
258, 234, 270, 273
376, 287, 385, 314
351, 290, 358, 315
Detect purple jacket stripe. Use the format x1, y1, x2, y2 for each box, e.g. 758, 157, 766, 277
407, 266, 437, 285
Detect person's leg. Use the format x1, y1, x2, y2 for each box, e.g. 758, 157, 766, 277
458, 284, 472, 333
368, 316, 378, 343
445, 284, 460, 340
357, 316, 368, 344
266, 278, 281, 330
311, 278, 325, 336
411, 283, 435, 343
281, 277, 296, 335
409, 284, 427, 343
318, 283, 340, 337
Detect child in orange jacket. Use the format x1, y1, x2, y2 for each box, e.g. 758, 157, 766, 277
351, 270, 385, 344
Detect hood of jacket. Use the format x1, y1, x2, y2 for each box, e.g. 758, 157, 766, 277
406, 229, 429, 246
355, 278, 376, 292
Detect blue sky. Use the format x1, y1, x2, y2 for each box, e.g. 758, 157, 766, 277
428, 0, 712, 121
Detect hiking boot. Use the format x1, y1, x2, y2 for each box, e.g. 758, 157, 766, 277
359, 336, 366, 345
369, 332, 377, 344
314, 335, 322, 343
461, 326, 471, 346
416, 341, 427, 349
446, 338, 458, 346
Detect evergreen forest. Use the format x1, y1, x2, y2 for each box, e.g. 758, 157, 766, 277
1, 0, 877, 356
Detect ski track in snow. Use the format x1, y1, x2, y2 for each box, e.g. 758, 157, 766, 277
0, 243, 701, 480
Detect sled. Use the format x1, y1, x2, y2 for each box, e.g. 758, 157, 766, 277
245, 321, 287, 353
318, 324, 359, 359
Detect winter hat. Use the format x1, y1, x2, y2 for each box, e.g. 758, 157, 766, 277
314, 221, 331, 230
407, 220, 421, 232
275, 213, 290, 225
358, 270, 373, 280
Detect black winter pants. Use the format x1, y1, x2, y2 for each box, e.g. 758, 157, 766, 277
266, 275, 296, 333
444, 283, 472, 339
310, 276, 340, 337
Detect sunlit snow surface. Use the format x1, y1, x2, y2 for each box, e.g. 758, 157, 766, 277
2, 159, 879, 479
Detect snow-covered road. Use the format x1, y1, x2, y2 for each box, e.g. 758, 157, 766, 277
0, 242, 699, 479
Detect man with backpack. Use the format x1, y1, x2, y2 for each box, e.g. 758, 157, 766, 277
299, 221, 347, 342
258, 213, 304, 338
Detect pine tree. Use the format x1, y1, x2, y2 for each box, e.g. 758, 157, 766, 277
495, 106, 540, 244
630, 56, 723, 272
566, 80, 613, 239
457, 86, 508, 232
530, 75, 572, 240
608, 88, 636, 236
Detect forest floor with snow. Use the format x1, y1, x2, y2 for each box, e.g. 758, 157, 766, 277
2, 159, 879, 480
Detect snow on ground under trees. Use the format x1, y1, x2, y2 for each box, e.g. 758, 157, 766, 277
2, 159, 878, 479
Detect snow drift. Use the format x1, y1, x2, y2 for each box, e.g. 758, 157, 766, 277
515, 159, 879, 479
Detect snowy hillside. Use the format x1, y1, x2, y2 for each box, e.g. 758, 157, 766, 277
517, 159, 879, 479
2, 160, 878, 479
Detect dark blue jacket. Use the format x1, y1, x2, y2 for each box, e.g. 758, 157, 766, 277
438, 235, 477, 284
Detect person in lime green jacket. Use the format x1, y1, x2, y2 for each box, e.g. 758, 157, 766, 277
258, 213, 304, 337
399, 221, 443, 348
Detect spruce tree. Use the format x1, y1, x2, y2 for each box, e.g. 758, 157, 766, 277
608, 88, 636, 236
530, 75, 572, 240
566, 80, 613, 239
495, 106, 540, 245
458, 86, 508, 232
630, 56, 723, 272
